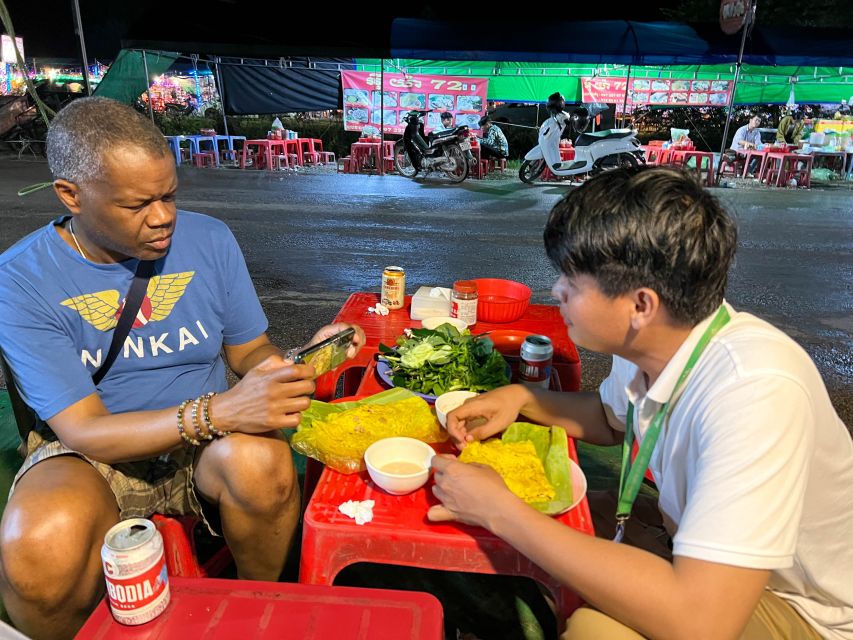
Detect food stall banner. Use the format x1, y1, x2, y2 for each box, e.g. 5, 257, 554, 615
341, 70, 489, 134
581, 77, 732, 107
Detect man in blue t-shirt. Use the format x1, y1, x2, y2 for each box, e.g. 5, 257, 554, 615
0, 97, 365, 639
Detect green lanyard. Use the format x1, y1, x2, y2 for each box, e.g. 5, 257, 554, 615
614, 305, 731, 543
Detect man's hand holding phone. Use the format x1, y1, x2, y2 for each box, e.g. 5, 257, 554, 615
291, 323, 366, 378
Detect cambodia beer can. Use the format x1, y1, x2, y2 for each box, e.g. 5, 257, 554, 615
381, 266, 406, 310
519, 335, 554, 389
101, 518, 170, 625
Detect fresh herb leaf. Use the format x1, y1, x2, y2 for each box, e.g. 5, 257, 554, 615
379, 323, 510, 394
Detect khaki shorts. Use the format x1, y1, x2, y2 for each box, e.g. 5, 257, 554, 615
561, 590, 823, 640
11, 429, 217, 535
571, 490, 822, 640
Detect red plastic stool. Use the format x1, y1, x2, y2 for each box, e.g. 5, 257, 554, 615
77, 576, 445, 639
151, 514, 232, 578
192, 151, 216, 168
480, 159, 490, 177
490, 158, 507, 172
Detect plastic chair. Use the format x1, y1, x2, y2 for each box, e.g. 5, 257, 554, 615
151, 514, 232, 578
192, 151, 216, 168
489, 158, 507, 172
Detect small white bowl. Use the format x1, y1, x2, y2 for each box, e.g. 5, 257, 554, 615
364, 437, 436, 495
434, 390, 479, 429
421, 316, 468, 332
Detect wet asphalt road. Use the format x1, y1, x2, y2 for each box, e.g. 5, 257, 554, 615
1, 159, 851, 432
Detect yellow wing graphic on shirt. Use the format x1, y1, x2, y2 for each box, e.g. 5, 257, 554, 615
147, 271, 195, 322
60, 291, 121, 331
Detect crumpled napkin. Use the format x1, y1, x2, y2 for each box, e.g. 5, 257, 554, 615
368, 302, 389, 316
338, 499, 375, 525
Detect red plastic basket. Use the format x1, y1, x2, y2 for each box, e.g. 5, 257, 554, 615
471, 278, 531, 323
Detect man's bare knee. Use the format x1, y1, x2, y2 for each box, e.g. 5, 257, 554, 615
0, 459, 118, 611
197, 433, 298, 514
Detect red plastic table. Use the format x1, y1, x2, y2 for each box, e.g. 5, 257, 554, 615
314, 292, 581, 401
299, 439, 594, 628
240, 139, 287, 171
76, 576, 444, 639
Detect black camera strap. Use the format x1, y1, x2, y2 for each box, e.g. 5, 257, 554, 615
92, 260, 155, 385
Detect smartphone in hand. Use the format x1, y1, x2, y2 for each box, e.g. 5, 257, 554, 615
292, 328, 356, 378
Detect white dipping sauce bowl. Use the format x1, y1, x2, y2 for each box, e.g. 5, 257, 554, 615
364, 437, 436, 495
434, 390, 479, 429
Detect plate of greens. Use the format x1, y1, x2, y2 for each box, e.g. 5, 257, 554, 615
377, 324, 511, 401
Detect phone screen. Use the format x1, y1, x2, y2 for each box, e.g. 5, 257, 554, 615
293, 328, 355, 378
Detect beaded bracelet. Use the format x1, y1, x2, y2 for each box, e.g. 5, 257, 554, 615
202, 391, 231, 438
191, 397, 214, 441
177, 399, 201, 446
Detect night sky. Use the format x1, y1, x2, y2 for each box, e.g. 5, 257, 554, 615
13, 0, 689, 60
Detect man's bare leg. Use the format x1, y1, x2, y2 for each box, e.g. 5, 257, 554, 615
0, 456, 120, 639
193, 431, 300, 580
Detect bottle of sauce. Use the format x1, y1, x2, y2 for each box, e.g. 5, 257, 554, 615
450, 280, 478, 326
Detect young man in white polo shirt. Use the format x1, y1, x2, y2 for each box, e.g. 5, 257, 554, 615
430, 166, 853, 639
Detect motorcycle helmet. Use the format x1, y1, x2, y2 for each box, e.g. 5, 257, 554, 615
546, 92, 565, 116
570, 107, 591, 133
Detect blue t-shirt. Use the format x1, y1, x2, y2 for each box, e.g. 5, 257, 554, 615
0, 211, 268, 421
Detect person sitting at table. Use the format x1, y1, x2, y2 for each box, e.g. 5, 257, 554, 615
0, 96, 366, 640
776, 110, 805, 145
439, 112, 454, 131
731, 113, 763, 175
477, 115, 509, 161
430, 166, 853, 640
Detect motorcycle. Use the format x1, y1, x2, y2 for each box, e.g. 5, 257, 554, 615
519, 102, 644, 184
394, 110, 471, 183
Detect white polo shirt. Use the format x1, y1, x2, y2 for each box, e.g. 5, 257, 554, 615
600, 302, 853, 640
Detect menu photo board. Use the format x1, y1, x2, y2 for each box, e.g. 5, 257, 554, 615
341, 71, 489, 135
582, 77, 731, 108
1, 35, 24, 65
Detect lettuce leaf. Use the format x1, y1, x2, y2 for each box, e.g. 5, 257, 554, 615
379, 324, 510, 395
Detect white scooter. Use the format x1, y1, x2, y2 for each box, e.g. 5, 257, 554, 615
519, 99, 644, 184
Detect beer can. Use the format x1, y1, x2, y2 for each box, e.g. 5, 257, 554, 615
101, 518, 170, 626
519, 335, 554, 389
380, 266, 406, 310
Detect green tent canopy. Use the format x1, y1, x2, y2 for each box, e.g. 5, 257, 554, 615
355, 59, 853, 105
94, 49, 180, 104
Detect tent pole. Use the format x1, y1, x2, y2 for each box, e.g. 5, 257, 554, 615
141, 49, 155, 125
621, 64, 632, 128
71, 0, 92, 95
213, 57, 231, 137
379, 58, 385, 176
716, 1, 755, 185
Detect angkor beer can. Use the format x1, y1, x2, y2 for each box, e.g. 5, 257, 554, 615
519, 335, 554, 389
381, 266, 406, 310
101, 518, 170, 625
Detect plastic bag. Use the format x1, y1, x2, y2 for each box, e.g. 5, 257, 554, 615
271, 117, 284, 130
670, 127, 690, 143
291, 388, 447, 474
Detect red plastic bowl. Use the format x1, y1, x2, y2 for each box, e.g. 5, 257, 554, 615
471, 278, 532, 323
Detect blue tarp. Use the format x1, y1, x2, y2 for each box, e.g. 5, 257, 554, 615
391, 19, 853, 67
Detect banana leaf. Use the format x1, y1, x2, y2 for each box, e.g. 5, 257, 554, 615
502, 422, 573, 515
292, 388, 446, 473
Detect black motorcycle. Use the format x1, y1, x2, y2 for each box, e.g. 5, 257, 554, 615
394, 110, 471, 183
